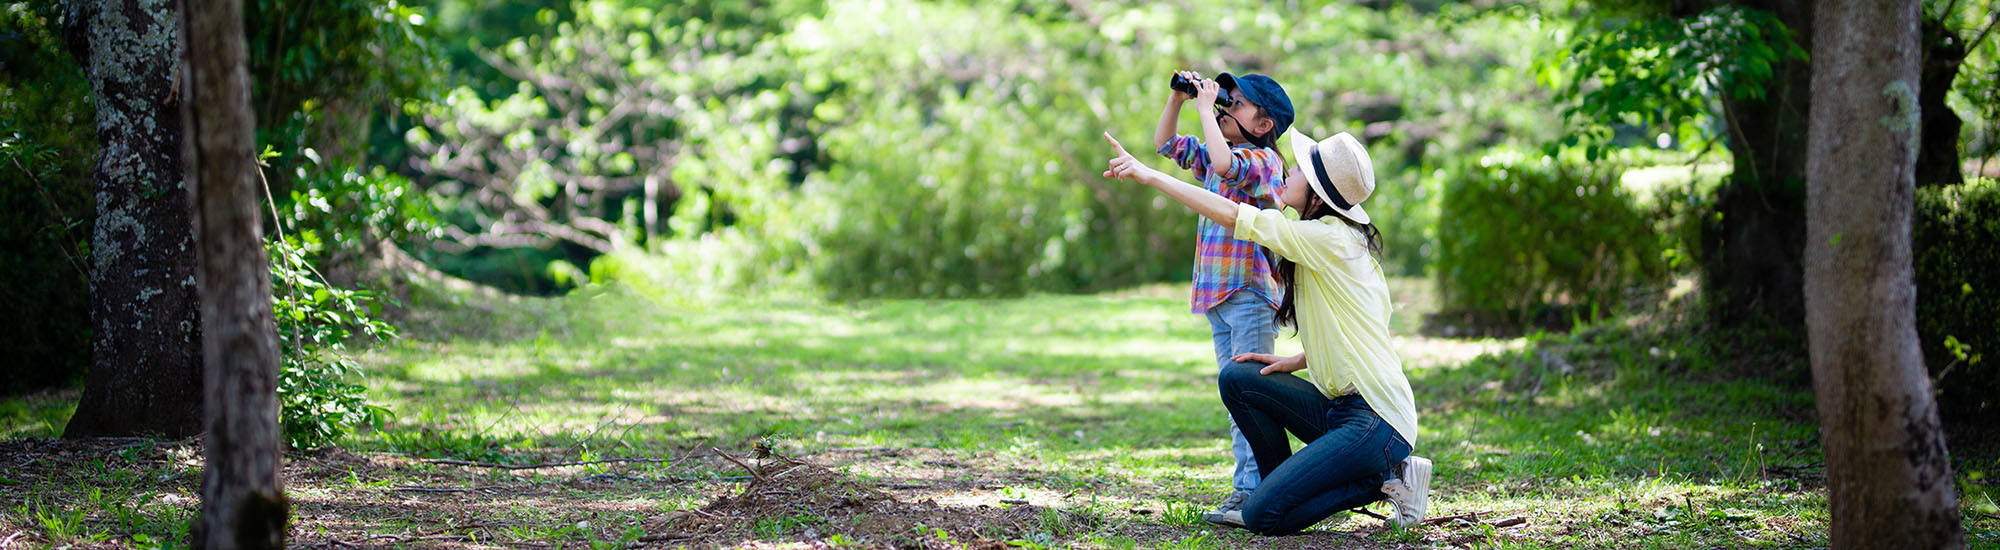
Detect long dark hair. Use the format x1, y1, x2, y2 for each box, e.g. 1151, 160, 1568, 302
1275, 193, 1384, 329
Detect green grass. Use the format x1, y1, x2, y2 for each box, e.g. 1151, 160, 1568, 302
0, 388, 76, 439
3, 276, 1997, 548
349, 276, 1828, 547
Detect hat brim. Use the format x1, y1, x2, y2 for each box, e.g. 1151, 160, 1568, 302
1214, 72, 1241, 94
1288, 130, 1371, 225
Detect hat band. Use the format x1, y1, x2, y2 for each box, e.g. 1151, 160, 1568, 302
1308, 144, 1354, 211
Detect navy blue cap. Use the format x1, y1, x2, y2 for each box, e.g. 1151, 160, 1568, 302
1215, 73, 1294, 143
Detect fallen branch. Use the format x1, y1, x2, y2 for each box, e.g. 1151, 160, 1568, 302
389, 485, 546, 495
1423, 512, 1482, 526
391, 486, 493, 493
329, 532, 477, 547
577, 473, 649, 483
420, 457, 676, 470
712, 447, 766, 482
1354, 508, 1390, 521
1489, 517, 1528, 528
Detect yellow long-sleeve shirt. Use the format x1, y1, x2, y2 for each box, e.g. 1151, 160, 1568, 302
1233, 203, 1419, 448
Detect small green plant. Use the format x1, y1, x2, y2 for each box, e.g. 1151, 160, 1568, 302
1159, 499, 1202, 526
753, 514, 824, 540
33, 502, 90, 542
1159, 531, 1221, 550
256, 143, 436, 449
269, 235, 393, 449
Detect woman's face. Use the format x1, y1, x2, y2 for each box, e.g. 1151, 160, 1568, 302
1281, 165, 1312, 211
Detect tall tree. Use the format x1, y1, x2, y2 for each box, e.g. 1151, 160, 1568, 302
60, 0, 204, 438
181, 0, 288, 546
1805, 0, 1964, 547
1690, 0, 1813, 334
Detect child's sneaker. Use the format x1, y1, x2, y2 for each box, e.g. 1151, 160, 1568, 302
1380, 456, 1432, 528
1211, 490, 1251, 515
1200, 509, 1246, 529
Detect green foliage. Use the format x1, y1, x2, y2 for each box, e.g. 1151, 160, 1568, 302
1914, 178, 2000, 417
0, 3, 95, 393
277, 152, 440, 263
784, 1, 1571, 291
241, 0, 435, 447
1548, 6, 1807, 161
0, 0, 483, 455
1944, 0, 2000, 172
398, 0, 1573, 295
269, 235, 395, 449
247, 0, 441, 167
1434, 148, 1666, 326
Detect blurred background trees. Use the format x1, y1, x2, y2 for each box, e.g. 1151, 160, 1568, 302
2, 0, 1996, 440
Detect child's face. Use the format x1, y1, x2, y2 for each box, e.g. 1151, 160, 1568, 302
1281, 166, 1311, 211
1215, 89, 1272, 144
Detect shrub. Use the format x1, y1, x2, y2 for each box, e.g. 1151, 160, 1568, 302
1914, 178, 1998, 418
269, 236, 394, 449
1434, 148, 1667, 329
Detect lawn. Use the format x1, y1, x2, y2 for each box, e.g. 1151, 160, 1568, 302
3, 277, 1997, 549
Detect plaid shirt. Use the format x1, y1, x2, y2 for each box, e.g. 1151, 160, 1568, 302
1158, 134, 1284, 313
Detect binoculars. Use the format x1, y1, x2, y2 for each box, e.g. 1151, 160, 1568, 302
1170, 73, 1237, 108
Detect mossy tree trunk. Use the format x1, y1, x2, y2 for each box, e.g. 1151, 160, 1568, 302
180, 0, 288, 547
1805, 0, 1963, 547
60, 0, 204, 438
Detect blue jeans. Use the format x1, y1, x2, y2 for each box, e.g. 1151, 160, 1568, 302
1219, 362, 1412, 535
1206, 289, 1275, 492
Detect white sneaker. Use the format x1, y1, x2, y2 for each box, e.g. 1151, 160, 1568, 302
1211, 490, 1251, 515
1201, 509, 1246, 529
1380, 456, 1431, 528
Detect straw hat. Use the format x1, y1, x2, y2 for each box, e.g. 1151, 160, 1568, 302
1288, 130, 1376, 225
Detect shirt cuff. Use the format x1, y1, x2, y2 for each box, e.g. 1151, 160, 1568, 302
1155, 135, 1185, 158
1232, 203, 1261, 242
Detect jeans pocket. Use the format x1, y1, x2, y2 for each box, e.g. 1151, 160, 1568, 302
1381, 434, 1411, 476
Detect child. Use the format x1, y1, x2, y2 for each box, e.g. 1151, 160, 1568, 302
1151, 70, 1294, 517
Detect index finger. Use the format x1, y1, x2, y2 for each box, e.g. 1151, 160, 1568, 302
1103, 131, 1130, 157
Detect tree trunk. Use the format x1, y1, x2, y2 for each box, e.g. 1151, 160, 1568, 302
62, 0, 204, 438
1915, 15, 1966, 187
181, 0, 287, 547
1681, 0, 1814, 337
1806, 0, 1964, 548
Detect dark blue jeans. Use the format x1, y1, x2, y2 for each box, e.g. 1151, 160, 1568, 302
1219, 362, 1412, 535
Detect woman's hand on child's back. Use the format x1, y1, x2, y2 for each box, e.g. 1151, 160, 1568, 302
1232, 352, 1308, 375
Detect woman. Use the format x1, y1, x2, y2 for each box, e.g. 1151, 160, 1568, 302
1103, 130, 1431, 535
